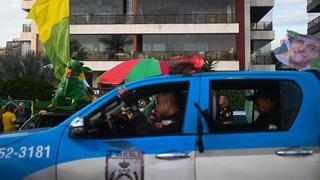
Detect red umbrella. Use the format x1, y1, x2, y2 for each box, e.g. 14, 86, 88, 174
96, 56, 204, 85
96, 58, 169, 85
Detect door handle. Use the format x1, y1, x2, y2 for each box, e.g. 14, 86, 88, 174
155, 152, 191, 160
276, 148, 313, 156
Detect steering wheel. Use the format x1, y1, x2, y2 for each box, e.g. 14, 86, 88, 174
101, 113, 116, 136
106, 114, 132, 136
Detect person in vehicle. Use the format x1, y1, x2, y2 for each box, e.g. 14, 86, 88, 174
118, 87, 184, 135
246, 90, 281, 130
218, 95, 233, 125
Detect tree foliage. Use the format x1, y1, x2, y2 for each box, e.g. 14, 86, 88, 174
0, 76, 54, 100
70, 39, 88, 61
0, 52, 55, 84
202, 55, 219, 72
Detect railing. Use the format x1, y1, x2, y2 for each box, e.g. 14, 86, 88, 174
308, 16, 320, 34
82, 51, 237, 61
251, 21, 272, 31
251, 55, 274, 65
308, 16, 320, 28
307, 0, 319, 5
22, 24, 31, 32
142, 51, 237, 60
307, 0, 320, 12
70, 14, 237, 24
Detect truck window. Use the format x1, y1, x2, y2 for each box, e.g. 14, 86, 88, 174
208, 79, 302, 133
85, 82, 189, 138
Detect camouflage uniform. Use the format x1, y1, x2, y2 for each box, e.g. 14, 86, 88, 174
219, 105, 233, 124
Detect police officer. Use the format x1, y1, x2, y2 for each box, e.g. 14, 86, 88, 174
245, 90, 281, 130
219, 95, 233, 125
118, 87, 184, 135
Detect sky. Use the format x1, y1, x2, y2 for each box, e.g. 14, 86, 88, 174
0, 0, 30, 47
0, 0, 317, 49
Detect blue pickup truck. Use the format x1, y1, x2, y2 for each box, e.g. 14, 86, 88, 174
0, 70, 319, 180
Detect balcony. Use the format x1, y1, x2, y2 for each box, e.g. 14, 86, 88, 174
251, 21, 274, 52
21, 0, 34, 11
18, 24, 33, 42
250, 0, 274, 23
81, 51, 237, 61
70, 14, 237, 25
23, 24, 31, 32
307, 0, 320, 12
251, 21, 273, 31
308, 16, 320, 35
251, 55, 274, 65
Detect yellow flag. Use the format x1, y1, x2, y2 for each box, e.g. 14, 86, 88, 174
27, 0, 69, 43
27, 0, 70, 79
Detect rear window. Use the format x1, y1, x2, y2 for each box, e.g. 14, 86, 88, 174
208, 79, 302, 133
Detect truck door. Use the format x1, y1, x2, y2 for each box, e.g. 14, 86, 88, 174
57, 79, 200, 180
196, 76, 320, 180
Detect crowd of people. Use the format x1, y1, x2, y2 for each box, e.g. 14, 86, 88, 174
0, 95, 32, 132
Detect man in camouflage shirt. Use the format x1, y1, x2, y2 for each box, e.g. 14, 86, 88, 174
219, 95, 233, 125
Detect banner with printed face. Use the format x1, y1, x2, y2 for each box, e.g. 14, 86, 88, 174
273, 30, 320, 70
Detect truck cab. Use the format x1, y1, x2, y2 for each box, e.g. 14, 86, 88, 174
0, 70, 319, 180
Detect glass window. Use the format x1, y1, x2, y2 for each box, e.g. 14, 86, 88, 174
71, 35, 134, 61
71, 0, 123, 15
71, 35, 133, 52
85, 83, 189, 138
208, 79, 302, 133
143, 34, 236, 52
137, 0, 236, 15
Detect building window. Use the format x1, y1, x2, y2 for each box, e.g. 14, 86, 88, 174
71, 35, 133, 61
70, 0, 123, 15
143, 34, 236, 52
142, 34, 236, 60
137, 0, 236, 15
70, 0, 236, 24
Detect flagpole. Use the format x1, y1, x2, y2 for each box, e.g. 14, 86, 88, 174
68, 0, 71, 60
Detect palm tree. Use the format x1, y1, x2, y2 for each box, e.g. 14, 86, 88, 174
0, 52, 55, 84
100, 35, 133, 59
70, 39, 88, 61
202, 55, 219, 72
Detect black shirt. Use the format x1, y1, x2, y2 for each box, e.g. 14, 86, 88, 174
133, 111, 184, 136
254, 106, 281, 130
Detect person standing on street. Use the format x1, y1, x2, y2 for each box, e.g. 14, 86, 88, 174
2, 105, 17, 132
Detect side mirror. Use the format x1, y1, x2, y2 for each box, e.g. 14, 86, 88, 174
69, 116, 86, 138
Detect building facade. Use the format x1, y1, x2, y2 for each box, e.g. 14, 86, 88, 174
20, 0, 44, 54
23, 0, 275, 88
307, 0, 320, 36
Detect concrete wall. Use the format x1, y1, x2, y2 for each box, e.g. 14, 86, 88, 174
21, 0, 35, 11
245, 0, 251, 70
83, 61, 123, 71
71, 24, 239, 34
250, 64, 275, 71
211, 61, 239, 71
251, 31, 275, 40
250, 0, 274, 7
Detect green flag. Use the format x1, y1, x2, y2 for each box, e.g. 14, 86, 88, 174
27, 0, 70, 79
